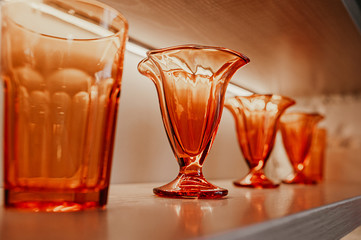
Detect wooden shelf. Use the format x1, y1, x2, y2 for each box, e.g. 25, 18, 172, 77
1, 180, 360, 240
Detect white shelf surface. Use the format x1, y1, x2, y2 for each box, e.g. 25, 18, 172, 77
0, 180, 360, 240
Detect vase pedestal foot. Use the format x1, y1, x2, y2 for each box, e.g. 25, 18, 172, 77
153, 174, 228, 199
282, 173, 317, 185
233, 171, 280, 189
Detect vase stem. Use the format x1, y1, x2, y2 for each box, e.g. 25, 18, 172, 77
233, 167, 279, 189
283, 169, 316, 185
180, 163, 202, 176
249, 160, 265, 172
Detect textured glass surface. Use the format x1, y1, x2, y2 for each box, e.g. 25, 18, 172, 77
303, 128, 327, 183
280, 113, 324, 184
138, 45, 249, 198
225, 94, 295, 188
1, 0, 128, 211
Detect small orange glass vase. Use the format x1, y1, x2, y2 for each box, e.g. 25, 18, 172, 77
280, 113, 324, 184
303, 128, 327, 183
138, 45, 249, 198
225, 94, 295, 188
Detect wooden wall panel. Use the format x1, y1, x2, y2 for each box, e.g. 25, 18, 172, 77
102, 0, 361, 97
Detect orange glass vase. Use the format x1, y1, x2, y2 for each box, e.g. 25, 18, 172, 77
138, 45, 250, 198
225, 94, 295, 188
280, 113, 324, 184
303, 128, 327, 183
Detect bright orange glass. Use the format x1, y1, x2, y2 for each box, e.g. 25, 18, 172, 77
280, 113, 324, 184
303, 128, 327, 183
138, 45, 250, 198
1, 0, 128, 211
225, 94, 295, 188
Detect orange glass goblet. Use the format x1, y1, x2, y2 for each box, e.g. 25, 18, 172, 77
138, 45, 250, 198
225, 94, 295, 188
280, 113, 324, 184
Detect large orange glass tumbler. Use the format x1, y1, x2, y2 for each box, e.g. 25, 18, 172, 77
225, 94, 295, 188
138, 45, 249, 198
1, 0, 128, 211
280, 113, 324, 184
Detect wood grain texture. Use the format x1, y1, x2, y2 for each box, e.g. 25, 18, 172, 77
207, 196, 361, 240
0, 180, 360, 240
101, 0, 361, 97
